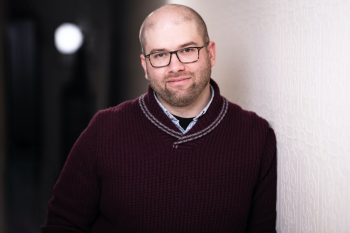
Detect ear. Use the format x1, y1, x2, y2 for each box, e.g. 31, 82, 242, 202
140, 54, 149, 80
207, 41, 216, 67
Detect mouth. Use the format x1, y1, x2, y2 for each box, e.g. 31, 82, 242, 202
168, 77, 189, 82
166, 77, 192, 89
167, 75, 191, 84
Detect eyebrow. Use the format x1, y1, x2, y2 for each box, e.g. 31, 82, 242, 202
148, 41, 200, 54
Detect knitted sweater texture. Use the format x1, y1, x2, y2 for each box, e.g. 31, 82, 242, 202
42, 80, 277, 233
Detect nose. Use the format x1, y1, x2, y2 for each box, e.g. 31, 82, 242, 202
168, 53, 185, 72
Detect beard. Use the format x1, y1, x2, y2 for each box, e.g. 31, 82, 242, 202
148, 63, 212, 108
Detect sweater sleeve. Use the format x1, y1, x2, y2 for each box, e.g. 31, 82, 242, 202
41, 112, 101, 233
246, 127, 277, 233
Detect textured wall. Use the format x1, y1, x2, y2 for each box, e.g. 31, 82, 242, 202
168, 0, 350, 232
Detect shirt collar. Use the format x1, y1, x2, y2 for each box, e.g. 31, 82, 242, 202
154, 85, 215, 133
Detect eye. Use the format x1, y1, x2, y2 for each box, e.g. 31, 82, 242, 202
179, 47, 196, 54
151, 52, 169, 59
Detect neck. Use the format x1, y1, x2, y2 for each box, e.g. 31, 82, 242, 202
157, 84, 211, 118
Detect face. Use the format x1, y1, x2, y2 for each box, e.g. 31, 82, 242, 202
140, 18, 216, 108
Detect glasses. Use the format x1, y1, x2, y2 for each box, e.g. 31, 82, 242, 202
144, 43, 209, 68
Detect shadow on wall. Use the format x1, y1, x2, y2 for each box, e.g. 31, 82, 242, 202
167, 0, 253, 108
214, 40, 252, 107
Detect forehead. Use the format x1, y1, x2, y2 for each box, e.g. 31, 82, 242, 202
143, 19, 202, 51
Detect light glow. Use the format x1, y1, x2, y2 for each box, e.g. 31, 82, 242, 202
54, 23, 84, 54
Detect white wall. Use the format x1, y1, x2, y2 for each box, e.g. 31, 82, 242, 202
168, 0, 350, 232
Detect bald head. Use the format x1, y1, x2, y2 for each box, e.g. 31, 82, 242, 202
139, 4, 210, 53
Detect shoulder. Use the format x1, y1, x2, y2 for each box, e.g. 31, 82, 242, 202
225, 100, 270, 130
224, 99, 277, 164
93, 97, 140, 120
100, 97, 140, 116
221, 99, 276, 148
82, 97, 142, 133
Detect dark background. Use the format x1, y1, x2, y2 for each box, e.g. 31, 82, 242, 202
0, 0, 164, 232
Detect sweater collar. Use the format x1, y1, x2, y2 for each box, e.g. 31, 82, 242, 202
138, 79, 228, 146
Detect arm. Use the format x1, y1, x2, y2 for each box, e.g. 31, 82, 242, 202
247, 127, 277, 233
41, 113, 101, 233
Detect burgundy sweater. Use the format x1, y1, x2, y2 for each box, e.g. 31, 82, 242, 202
42, 80, 277, 233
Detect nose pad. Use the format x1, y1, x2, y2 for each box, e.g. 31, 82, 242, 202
168, 53, 185, 71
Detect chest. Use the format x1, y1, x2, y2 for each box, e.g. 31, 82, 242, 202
97, 134, 261, 225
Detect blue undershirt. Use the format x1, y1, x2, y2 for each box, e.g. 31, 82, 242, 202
154, 85, 214, 134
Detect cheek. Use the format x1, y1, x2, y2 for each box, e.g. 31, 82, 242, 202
196, 58, 211, 73
146, 68, 165, 82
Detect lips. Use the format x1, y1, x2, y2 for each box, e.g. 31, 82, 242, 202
167, 76, 190, 83
166, 72, 192, 83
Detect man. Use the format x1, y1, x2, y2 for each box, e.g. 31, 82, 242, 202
42, 4, 277, 233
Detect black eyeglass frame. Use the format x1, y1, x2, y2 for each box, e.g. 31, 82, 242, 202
144, 42, 209, 68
